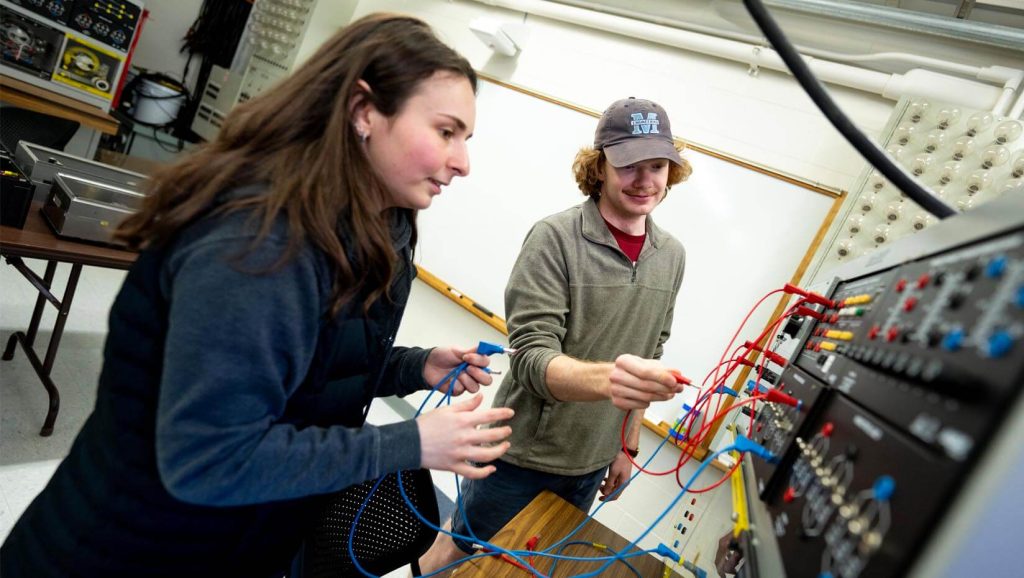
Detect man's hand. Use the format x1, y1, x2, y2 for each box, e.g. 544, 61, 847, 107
608, 354, 684, 410
598, 451, 633, 501
423, 346, 494, 395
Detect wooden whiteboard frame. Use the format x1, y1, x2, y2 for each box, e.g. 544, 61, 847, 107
415, 73, 846, 461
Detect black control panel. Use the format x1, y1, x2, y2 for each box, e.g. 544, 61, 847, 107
1, 7, 64, 78
7, 0, 73, 25
744, 225, 1024, 578
5, 0, 139, 51
762, 394, 960, 578
748, 365, 831, 500
798, 233, 1024, 463
66, 0, 139, 51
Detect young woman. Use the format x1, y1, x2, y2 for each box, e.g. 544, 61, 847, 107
1, 13, 513, 577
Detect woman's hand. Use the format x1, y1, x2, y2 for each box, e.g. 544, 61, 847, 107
417, 394, 514, 479
423, 346, 494, 395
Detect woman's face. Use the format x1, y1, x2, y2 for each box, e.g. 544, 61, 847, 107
362, 71, 476, 211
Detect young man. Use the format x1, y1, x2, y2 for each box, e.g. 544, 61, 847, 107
419, 97, 693, 573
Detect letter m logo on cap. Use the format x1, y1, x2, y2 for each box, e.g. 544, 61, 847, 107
630, 112, 660, 135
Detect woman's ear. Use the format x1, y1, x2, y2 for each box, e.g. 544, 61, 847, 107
348, 79, 374, 138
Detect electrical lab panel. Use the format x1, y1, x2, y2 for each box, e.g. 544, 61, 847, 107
762, 394, 959, 578
192, 64, 241, 136
744, 195, 1024, 578
65, 0, 141, 51
1, 0, 142, 110
798, 232, 1024, 463
748, 365, 832, 500
52, 31, 120, 96
1, 7, 63, 79
191, 0, 358, 142
5, 0, 74, 24
7, 0, 140, 41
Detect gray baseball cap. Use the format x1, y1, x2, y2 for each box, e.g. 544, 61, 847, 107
594, 97, 683, 168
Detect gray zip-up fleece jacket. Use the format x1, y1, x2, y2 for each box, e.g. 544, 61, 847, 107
495, 197, 685, 475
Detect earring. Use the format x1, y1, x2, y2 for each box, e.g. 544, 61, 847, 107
357, 130, 368, 143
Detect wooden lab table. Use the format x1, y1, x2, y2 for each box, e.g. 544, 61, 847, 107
450, 490, 676, 577
0, 203, 136, 435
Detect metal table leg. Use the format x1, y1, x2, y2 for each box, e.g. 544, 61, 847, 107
2, 258, 83, 436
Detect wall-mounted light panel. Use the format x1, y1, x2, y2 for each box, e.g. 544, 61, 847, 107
820, 99, 1023, 273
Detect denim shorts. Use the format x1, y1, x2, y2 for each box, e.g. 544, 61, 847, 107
449, 459, 607, 554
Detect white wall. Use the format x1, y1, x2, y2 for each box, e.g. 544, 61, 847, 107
353, 0, 893, 190
130, 0, 205, 86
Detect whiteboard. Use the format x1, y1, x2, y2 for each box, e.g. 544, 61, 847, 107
416, 79, 837, 424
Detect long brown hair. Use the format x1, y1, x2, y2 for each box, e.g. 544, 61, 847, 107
117, 13, 477, 313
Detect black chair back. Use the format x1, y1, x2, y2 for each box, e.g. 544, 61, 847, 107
301, 469, 440, 578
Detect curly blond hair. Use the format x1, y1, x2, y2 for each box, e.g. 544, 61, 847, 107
572, 143, 693, 197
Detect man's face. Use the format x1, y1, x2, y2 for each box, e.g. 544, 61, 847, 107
598, 157, 670, 224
